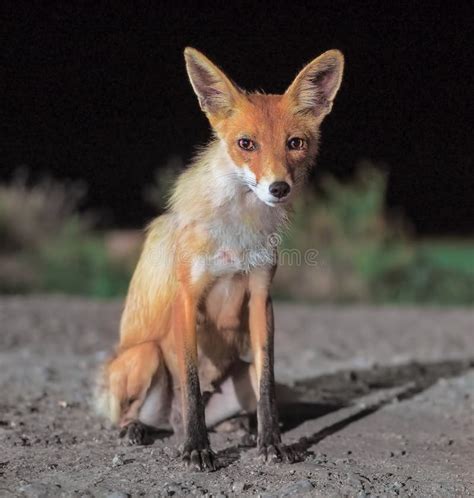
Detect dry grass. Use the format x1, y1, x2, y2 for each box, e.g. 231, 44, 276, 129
0, 170, 88, 252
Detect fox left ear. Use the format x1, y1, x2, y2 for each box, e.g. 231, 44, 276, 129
285, 50, 344, 117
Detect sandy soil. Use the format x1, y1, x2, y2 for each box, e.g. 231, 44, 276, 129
0, 296, 473, 497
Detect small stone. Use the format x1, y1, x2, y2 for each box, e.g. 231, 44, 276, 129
232, 481, 249, 493
112, 454, 124, 467
390, 481, 403, 495
271, 479, 313, 496
17, 483, 62, 498
346, 472, 364, 490
165, 482, 181, 496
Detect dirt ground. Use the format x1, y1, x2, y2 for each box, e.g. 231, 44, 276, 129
1, 296, 473, 497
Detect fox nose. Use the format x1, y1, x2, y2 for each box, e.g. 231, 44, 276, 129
269, 181, 291, 199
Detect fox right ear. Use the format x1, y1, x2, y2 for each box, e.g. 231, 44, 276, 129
184, 47, 241, 117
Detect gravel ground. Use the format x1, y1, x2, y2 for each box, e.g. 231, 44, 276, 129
0, 296, 473, 497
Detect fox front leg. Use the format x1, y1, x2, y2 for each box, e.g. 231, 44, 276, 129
248, 269, 300, 463
172, 282, 216, 471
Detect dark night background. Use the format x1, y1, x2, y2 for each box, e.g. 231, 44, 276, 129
2, 2, 473, 235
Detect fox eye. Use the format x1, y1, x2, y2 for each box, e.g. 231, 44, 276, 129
287, 137, 307, 151
238, 138, 256, 151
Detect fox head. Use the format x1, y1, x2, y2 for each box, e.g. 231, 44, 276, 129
184, 47, 344, 207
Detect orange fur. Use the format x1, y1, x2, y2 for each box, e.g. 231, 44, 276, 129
212, 94, 319, 184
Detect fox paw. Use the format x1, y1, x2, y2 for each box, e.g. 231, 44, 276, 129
258, 442, 302, 464
182, 447, 217, 472
119, 421, 148, 445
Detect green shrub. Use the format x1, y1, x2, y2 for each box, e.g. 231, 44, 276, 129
274, 162, 474, 305
32, 222, 131, 297
373, 244, 474, 305
0, 171, 131, 297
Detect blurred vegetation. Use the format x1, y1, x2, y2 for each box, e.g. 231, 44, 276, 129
0, 171, 132, 297
0, 164, 472, 304
274, 163, 474, 305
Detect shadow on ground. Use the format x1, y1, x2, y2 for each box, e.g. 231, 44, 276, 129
216, 358, 474, 467
280, 358, 474, 453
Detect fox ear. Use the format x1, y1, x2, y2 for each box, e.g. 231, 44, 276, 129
184, 47, 241, 117
285, 50, 344, 116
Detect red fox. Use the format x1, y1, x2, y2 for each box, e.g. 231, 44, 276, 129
96, 47, 344, 471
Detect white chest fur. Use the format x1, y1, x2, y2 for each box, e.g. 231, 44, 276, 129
183, 141, 287, 282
